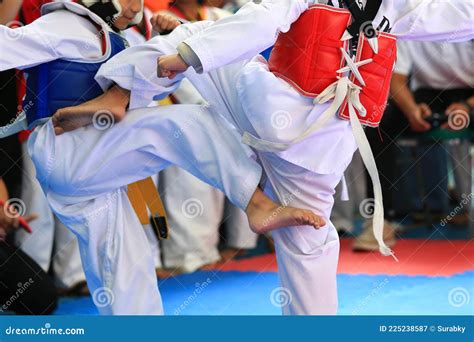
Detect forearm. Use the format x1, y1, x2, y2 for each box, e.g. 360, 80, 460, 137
0, 178, 9, 202
0, 0, 22, 25
0, 25, 57, 71
377, 0, 474, 42
181, 0, 309, 73
96, 21, 213, 109
390, 74, 417, 118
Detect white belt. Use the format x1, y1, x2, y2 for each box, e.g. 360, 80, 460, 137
0, 111, 28, 138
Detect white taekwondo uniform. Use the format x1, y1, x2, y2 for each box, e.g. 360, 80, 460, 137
2, 0, 472, 315
93, 0, 473, 315
16, 145, 86, 290
1, 3, 262, 315
158, 5, 258, 273
124, 8, 163, 270
13, 1, 105, 291
6, 2, 101, 291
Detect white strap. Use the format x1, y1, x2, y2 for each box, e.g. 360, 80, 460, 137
340, 174, 349, 201
348, 100, 398, 261
242, 77, 350, 152
0, 112, 28, 138
241, 48, 373, 152
339, 48, 372, 87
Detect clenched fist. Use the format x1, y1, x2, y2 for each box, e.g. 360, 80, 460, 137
157, 54, 189, 79
151, 12, 181, 34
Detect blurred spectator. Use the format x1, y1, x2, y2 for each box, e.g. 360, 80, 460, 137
0, 0, 23, 24
331, 152, 366, 236
222, 0, 249, 13
356, 40, 473, 251
144, 0, 168, 13
1, 8, 58, 310
0, 177, 57, 315
7, 0, 88, 296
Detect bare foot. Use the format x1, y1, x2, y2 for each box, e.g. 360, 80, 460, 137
245, 188, 325, 234
52, 85, 130, 135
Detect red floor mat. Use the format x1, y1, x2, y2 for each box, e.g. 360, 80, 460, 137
211, 239, 473, 276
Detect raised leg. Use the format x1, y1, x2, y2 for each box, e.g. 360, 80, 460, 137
258, 152, 344, 315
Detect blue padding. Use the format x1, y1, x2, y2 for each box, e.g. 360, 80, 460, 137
23, 32, 126, 129
53, 271, 474, 316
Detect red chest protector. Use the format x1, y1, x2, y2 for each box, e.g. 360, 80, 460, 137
339, 32, 397, 126
250, 3, 397, 259
268, 4, 397, 128
268, 5, 351, 97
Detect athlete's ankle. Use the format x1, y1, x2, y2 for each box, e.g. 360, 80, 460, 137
108, 85, 130, 105
246, 188, 277, 214
101, 85, 130, 121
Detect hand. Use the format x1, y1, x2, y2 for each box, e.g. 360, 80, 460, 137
150, 12, 181, 34
157, 54, 189, 79
405, 103, 432, 132
0, 203, 37, 241
442, 102, 471, 131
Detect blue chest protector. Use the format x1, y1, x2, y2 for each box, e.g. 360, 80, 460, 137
23, 31, 127, 129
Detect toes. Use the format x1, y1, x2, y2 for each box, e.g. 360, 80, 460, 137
304, 210, 325, 229
314, 216, 326, 228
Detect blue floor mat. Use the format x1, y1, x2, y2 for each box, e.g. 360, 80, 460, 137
53, 271, 474, 315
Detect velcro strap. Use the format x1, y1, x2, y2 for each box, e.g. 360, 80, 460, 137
127, 177, 170, 240
343, 0, 382, 38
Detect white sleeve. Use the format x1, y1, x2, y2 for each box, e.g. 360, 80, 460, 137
0, 11, 103, 71
393, 41, 412, 76
0, 22, 58, 71
182, 0, 309, 73
375, 0, 474, 42
95, 21, 214, 109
